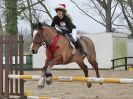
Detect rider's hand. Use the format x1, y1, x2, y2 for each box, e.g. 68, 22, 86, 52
61, 30, 68, 34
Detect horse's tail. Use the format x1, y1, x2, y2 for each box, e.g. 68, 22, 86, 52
80, 36, 96, 57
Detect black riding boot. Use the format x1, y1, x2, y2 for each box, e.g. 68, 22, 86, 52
75, 39, 88, 56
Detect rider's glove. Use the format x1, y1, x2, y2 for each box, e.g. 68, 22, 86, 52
61, 30, 69, 34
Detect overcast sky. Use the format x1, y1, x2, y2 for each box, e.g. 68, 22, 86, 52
46, 0, 105, 33
18, 0, 105, 34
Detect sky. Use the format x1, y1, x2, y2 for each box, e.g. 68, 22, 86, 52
18, 0, 105, 34
45, 0, 105, 33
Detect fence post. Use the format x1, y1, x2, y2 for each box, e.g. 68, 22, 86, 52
0, 35, 24, 98
125, 57, 127, 70
19, 35, 24, 98
0, 35, 3, 97
112, 60, 115, 70
5, 36, 10, 98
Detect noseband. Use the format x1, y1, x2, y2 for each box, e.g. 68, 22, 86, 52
32, 29, 46, 46
32, 26, 59, 47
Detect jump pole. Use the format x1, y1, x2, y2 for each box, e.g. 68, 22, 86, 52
8, 75, 133, 84
27, 96, 59, 99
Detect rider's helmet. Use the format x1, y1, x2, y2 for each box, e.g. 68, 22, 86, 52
55, 4, 67, 13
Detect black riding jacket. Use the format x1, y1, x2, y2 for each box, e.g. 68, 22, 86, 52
51, 15, 76, 34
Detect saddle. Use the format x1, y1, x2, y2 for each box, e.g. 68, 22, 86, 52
56, 30, 76, 54
66, 35, 76, 54
56, 29, 88, 56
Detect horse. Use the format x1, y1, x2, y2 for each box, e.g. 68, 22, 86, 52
30, 22, 101, 89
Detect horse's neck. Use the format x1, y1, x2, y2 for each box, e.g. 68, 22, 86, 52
43, 26, 58, 45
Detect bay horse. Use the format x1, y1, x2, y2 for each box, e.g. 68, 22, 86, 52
30, 22, 101, 89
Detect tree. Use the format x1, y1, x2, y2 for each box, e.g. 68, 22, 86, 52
17, 0, 53, 52
37, 0, 53, 20
71, 0, 121, 32
118, 0, 133, 38
1, 0, 52, 35
18, 0, 52, 30
5, 0, 18, 35
0, 19, 3, 34
0, 0, 53, 52
0, 0, 6, 34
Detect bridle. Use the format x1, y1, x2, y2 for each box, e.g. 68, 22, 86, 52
33, 40, 45, 46
32, 29, 46, 47
32, 28, 59, 47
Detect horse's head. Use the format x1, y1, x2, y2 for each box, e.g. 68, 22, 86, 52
30, 22, 44, 54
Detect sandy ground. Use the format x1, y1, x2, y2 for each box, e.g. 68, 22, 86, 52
24, 70, 133, 99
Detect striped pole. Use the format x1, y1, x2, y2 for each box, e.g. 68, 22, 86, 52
9, 75, 41, 80
27, 96, 59, 99
8, 75, 133, 84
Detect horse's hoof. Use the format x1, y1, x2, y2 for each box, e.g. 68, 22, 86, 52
99, 82, 103, 85
37, 84, 44, 90
46, 76, 52, 85
87, 82, 92, 88
37, 77, 45, 89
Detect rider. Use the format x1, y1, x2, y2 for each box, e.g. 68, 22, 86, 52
51, 4, 87, 56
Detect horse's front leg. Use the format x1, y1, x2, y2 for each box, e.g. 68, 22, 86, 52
45, 55, 63, 85
38, 58, 49, 89
45, 62, 53, 85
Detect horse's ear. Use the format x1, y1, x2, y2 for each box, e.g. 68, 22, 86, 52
31, 23, 35, 29
38, 22, 42, 29
42, 21, 46, 25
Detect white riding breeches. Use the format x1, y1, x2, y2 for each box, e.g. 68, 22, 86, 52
69, 29, 77, 42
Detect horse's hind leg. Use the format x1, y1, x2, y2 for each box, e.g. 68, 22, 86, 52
87, 55, 100, 78
76, 61, 92, 88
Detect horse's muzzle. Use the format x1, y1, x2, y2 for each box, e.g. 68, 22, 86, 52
31, 49, 38, 54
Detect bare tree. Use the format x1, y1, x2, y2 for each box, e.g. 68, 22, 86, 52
27, 0, 33, 29
118, 0, 133, 38
18, 0, 52, 29
71, 0, 123, 32
0, 0, 52, 34
37, 0, 53, 20
127, 0, 133, 14
0, 0, 53, 52
17, 0, 53, 52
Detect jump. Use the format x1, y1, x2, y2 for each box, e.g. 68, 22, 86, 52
30, 4, 101, 89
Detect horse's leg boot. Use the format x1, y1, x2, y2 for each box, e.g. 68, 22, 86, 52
37, 75, 45, 89
45, 73, 53, 85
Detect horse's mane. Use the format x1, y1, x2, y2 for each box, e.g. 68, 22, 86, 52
32, 22, 61, 34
